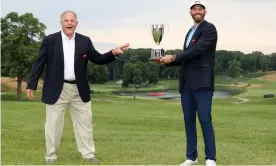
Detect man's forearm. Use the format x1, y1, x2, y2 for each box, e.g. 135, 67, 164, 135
88, 49, 116, 65
27, 37, 48, 90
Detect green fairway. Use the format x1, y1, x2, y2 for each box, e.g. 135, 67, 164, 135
1, 73, 276, 165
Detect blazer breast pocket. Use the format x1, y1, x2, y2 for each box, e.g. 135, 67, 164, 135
82, 53, 87, 59
76, 53, 88, 66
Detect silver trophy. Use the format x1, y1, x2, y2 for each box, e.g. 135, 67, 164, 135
149, 24, 169, 61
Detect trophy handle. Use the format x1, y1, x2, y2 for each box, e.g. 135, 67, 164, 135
162, 24, 170, 41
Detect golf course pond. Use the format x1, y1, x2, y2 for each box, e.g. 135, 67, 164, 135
114, 90, 233, 100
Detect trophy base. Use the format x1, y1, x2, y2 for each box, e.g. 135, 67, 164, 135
149, 47, 165, 61
149, 57, 161, 61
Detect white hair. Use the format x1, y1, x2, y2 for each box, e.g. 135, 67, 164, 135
60, 10, 77, 21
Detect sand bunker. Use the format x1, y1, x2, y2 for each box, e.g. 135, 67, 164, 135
229, 83, 262, 88
258, 72, 276, 81
1, 77, 43, 90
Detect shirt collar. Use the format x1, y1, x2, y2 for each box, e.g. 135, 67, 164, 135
192, 20, 204, 30
192, 23, 200, 30
61, 30, 76, 40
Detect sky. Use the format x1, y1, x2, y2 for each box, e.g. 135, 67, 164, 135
1, 0, 276, 54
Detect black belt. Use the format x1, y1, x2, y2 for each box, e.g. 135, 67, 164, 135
64, 80, 77, 84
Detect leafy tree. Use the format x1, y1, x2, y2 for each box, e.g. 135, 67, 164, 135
121, 63, 136, 87
1, 12, 46, 101
215, 50, 233, 72
214, 57, 224, 75
259, 56, 270, 71
161, 67, 175, 80
228, 59, 241, 78
270, 53, 276, 70
147, 61, 160, 85
121, 62, 151, 89
132, 68, 143, 89
87, 63, 108, 84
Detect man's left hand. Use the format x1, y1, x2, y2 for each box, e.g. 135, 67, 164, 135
112, 43, 130, 55
160, 55, 176, 64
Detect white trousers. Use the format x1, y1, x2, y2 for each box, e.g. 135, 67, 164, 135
44, 83, 95, 160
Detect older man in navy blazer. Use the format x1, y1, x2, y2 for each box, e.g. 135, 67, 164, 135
161, 1, 217, 166
26, 10, 129, 164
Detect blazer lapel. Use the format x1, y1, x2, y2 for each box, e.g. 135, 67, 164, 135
187, 20, 207, 49
57, 31, 64, 70
74, 33, 80, 63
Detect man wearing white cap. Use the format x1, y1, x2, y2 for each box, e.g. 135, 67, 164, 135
160, 1, 217, 166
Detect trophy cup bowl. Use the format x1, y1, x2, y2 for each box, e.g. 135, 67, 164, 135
149, 24, 166, 61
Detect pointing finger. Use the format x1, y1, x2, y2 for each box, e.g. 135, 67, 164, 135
119, 43, 130, 49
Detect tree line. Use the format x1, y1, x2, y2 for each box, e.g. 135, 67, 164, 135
103, 49, 276, 86
1, 12, 276, 100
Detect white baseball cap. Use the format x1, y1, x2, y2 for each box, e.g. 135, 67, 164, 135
190, 0, 206, 9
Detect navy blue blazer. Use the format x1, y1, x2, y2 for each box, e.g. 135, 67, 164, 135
170, 20, 218, 92
26, 31, 116, 104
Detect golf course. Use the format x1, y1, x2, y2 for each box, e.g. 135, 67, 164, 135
1, 72, 276, 165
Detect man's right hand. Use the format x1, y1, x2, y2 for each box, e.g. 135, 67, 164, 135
152, 58, 164, 65
26, 89, 34, 99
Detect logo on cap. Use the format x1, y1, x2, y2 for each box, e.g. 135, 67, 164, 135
190, 0, 205, 9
